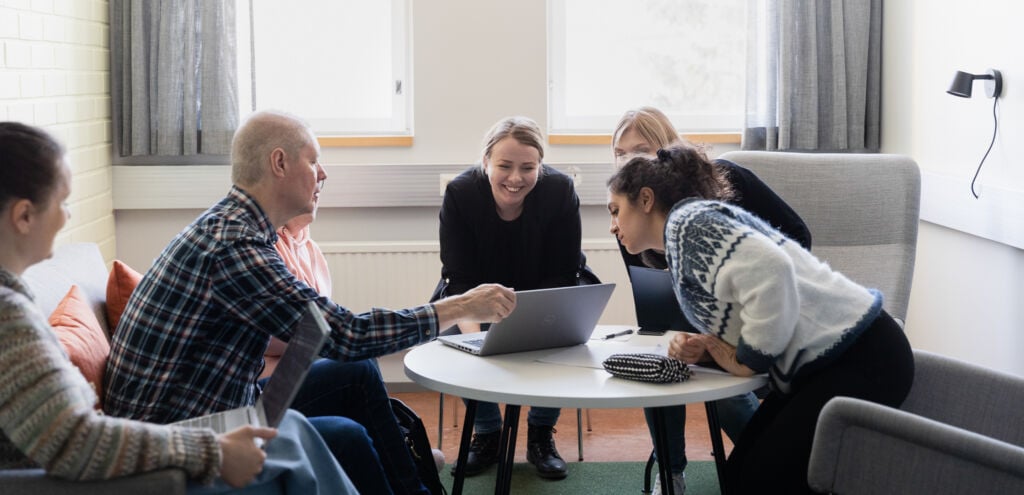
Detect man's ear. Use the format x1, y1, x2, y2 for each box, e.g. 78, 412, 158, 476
7, 199, 35, 235
639, 187, 656, 213
269, 147, 288, 179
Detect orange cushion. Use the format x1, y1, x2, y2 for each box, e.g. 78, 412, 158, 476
50, 285, 110, 406
105, 260, 142, 332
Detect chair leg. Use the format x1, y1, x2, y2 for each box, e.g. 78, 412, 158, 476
437, 392, 444, 449
586, 408, 592, 431
577, 408, 584, 461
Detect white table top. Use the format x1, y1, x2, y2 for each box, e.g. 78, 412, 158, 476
404, 325, 767, 409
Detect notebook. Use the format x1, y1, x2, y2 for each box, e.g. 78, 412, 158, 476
174, 301, 330, 433
628, 265, 695, 334
438, 283, 615, 356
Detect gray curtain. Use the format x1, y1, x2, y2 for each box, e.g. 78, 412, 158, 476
111, 0, 237, 159
742, 0, 881, 152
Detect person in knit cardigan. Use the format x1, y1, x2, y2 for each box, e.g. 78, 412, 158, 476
605, 145, 914, 494
611, 106, 813, 495
0, 121, 355, 494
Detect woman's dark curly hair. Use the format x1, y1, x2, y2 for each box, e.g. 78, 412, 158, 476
607, 145, 733, 212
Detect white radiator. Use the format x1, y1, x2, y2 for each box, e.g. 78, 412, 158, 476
318, 240, 637, 326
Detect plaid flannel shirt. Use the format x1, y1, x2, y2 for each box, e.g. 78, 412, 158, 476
104, 186, 437, 423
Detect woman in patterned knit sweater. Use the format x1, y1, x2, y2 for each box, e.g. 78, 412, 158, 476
0, 122, 354, 493
612, 106, 813, 495
606, 145, 914, 494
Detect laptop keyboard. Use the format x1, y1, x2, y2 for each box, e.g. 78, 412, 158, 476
464, 338, 485, 347
184, 413, 228, 432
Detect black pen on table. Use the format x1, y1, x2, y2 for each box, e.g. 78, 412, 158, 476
602, 329, 634, 340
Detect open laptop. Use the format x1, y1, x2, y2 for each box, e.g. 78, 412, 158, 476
174, 301, 330, 432
628, 265, 695, 334
438, 283, 615, 356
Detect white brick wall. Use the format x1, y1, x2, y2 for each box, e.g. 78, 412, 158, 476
0, 0, 114, 260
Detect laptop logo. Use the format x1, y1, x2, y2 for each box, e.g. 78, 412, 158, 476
542, 314, 557, 325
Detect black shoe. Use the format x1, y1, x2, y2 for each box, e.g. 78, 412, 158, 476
526, 425, 568, 480
451, 431, 500, 477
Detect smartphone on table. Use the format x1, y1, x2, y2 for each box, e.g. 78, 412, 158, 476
636, 326, 668, 336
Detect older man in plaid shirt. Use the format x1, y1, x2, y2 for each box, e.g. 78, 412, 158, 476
105, 110, 516, 495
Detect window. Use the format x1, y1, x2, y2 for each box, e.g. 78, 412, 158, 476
548, 0, 746, 134
236, 0, 411, 135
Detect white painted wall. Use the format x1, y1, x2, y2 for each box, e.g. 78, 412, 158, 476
884, 1, 1024, 376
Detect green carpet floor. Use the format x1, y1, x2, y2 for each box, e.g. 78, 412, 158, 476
440, 461, 720, 494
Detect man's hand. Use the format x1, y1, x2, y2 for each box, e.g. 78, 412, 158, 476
217, 426, 277, 487
434, 283, 516, 330
456, 322, 483, 334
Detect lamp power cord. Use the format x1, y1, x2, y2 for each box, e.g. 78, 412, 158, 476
970, 96, 1000, 199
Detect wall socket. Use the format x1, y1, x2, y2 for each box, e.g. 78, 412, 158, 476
566, 165, 582, 188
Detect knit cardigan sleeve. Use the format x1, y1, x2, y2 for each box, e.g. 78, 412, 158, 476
665, 201, 800, 374
709, 229, 801, 373
0, 289, 221, 483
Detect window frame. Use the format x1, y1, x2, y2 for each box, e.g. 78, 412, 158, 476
238, 0, 412, 138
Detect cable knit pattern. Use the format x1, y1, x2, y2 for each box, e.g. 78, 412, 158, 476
0, 268, 221, 483
664, 200, 883, 393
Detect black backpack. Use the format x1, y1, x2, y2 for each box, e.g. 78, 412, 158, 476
390, 397, 447, 495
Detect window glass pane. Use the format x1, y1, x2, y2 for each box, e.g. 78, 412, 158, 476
238, 0, 409, 135
550, 0, 746, 133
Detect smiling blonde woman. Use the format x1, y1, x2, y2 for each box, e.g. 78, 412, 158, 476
434, 116, 588, 480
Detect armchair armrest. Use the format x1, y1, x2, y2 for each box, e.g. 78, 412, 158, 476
0, 468, 187, 495
808, 396, 1024, 495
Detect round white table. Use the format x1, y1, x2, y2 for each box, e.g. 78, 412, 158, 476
404, 326, 767, 495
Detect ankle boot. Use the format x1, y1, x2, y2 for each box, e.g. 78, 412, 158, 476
451, 430, 500, 476
526, 425, 568, 479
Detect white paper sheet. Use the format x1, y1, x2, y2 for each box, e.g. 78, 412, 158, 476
535, 343, 667, 369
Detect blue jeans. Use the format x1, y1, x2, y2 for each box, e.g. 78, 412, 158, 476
188, 409, 358, 495
470, 401, 561, 434
263, 359, 429, 495
644, 392, 759, 474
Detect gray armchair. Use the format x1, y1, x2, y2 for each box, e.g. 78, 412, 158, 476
718, 150, 920, 325
808, 349, 1024, 494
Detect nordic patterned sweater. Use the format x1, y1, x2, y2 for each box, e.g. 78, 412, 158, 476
664, 200, 883, 393
0, 268, 220, 482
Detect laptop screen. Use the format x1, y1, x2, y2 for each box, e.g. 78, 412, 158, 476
439, 283, 615, 356
627, 265, 694, 333
259, 302, 330, 427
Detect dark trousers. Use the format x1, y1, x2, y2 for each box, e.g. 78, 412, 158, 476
263, 358, 429, 495
726, 311, 915, 494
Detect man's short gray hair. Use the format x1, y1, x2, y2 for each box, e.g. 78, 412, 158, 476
231, 110, 313, 187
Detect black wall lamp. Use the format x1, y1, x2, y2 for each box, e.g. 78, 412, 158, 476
947, 69, 1002, 98
947, 68, 1003, 198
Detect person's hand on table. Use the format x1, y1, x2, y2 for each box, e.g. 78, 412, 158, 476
668, 332, 710, 364
701, 336, 756, 377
